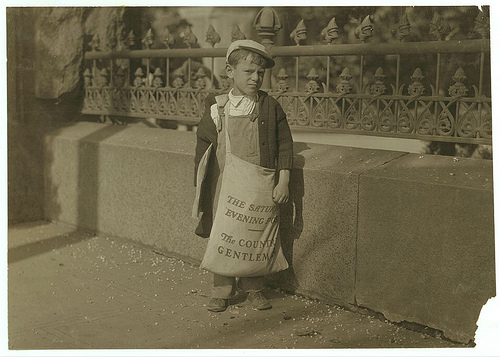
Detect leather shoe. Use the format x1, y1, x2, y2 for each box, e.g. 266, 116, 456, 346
207, 298, 228, 312
246, 291, 272, 310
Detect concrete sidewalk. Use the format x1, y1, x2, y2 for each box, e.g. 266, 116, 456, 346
8, 221, 464, 352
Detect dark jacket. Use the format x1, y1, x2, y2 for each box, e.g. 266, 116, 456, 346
194, 90, 293, 237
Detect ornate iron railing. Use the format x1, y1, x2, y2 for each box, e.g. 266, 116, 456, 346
82, 7, 491, 145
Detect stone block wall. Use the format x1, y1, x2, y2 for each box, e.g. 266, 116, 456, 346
44, 123, 207, 262
356, 154, 495, 343
7, 7, 126, 224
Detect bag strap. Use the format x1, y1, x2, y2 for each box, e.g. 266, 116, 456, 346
214, 94, 229, 132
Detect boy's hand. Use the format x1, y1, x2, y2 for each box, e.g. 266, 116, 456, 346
273, 183, 289, 204
273, 169, 291, 204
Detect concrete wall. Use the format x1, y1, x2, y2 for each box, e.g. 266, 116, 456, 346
43, 122, 495, 343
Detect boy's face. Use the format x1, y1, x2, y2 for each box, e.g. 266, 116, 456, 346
226, 54, 265, 96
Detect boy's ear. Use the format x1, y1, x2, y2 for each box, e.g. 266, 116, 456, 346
226, 64, 234, 79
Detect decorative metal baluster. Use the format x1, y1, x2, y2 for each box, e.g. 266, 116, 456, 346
153, 67, 164, 88
408, 68, 425, 96
276, 68, 292, 125
179, 26, 198, 130
392, 10, 411, 42
254, 7, 281, 91
172, 68, 185, 118
84, 69, 92, 87
321, 17, 339, 128
478, 46, 486, 138
392, 9, 411, 134
100, 68, 109, 86
126, 30, 135, 86
448, 69, 462, 136
276, 68, 289, 93
163, 28, 175, 88
370, 68, 386, 95
89, 34, 100, 86
83, 68, 92, 112
172, 69, 185, 89
88, 34, 102, 120
305, 68, 320, 127
444, 68, 468, 138
276, 68, 293, 124
321, 17, 339, 93
155, 67, 166, 118
448, 68, 468, 97
473, 8, 490, 40
392, 10, 411, 91
429, 11, 451, 95
472, 8, 490, 138
336, 68, 353, 94
295, 57, 299, 94
126, 30, 135, 46
114, 66, 127, 119
407, 68, 426, 134
430, 10, 451, 91
355, 15, 373, 43
429, 10, 451, 42
448, 68, 483, 138
133, 68, 145, 87
99, 67, 109, 121
368, 68, 388, 131
290, 19, 306, 93
138, 29, 154, 120
160, 28, 176, 126
194, 68, 207, 117
142, 28, 154, 86
321, 16, 340, 45
290, 19, 307, 46
430, 11, 451, 135
337, 67, 353, 130
355, 15, 373, 90
206, 25, 221, 89
107, 35, 117, 91
231, 25, 246, 42
449, 68, 468, 137
195, 68, 207, 90
290, 19, 307, 127
305, 68, 320, 94
473, 8, 489, 97
181, 26, 197, 88
355, 15, 373, 130
115, 67, 125, 88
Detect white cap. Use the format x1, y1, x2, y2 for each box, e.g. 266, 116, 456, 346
226, 39, 275, 69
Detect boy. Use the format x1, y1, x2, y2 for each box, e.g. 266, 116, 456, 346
194, 39, 293, 312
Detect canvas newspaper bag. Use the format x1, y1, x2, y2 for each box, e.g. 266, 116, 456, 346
197, 96, 288, 277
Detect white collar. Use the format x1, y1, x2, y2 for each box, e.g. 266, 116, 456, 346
228, 89, 258, 107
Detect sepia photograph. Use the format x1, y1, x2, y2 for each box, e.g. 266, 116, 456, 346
3, 1, 499, 355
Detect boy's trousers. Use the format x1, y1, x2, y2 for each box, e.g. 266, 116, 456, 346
212, 274, 265, 299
